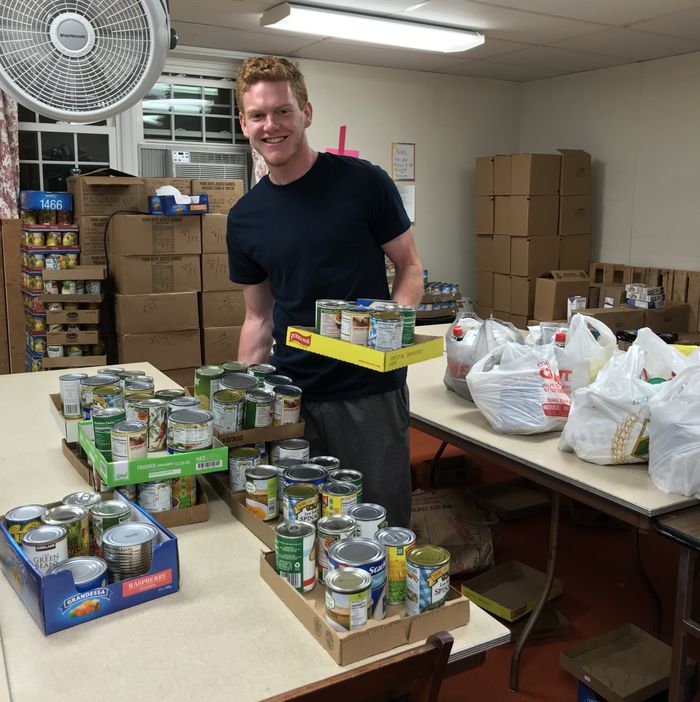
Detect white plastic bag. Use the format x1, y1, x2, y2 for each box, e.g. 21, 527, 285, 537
632, 327, 694, 380
467, 342, 571, 435
558, 346, 662, 465
565, 314, 617, 384
648, 365, 700, 496
444, 316, 523, 402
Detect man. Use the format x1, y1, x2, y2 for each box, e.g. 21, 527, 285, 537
227, 56, 423, 527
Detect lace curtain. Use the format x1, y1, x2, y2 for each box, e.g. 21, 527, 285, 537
0, 90, 19, 219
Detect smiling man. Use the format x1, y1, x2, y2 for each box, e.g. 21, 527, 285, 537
226, 56, 424, 527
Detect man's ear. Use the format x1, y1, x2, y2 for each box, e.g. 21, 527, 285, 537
304, 102, 313, 128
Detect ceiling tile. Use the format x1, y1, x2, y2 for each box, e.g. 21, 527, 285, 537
460, 38, 534, 60
486, 45, 632, 71
631, 6, 700, 41
439, 60, 566, 81
170, 0, 269, 31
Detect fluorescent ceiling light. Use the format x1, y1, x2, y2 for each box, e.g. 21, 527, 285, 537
260, 3, 485, 53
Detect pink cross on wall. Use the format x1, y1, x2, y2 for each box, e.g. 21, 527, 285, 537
325, 125, 360, 157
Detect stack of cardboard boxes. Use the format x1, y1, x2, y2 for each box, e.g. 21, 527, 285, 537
474, 150, 591, 327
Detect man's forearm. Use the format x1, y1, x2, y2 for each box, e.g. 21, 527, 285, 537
237, 316, 274, 364
391, 263, 424, 308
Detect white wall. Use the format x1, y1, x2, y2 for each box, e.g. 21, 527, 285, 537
519, 51, 700, 272
296, 59, 521, 298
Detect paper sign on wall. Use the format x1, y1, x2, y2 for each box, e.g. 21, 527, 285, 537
392, 142, 415, 181
396, 183, 415, 223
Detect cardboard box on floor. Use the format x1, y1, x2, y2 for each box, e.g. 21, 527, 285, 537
558, 149, 591, 196
494, 196, 510, 235
201, 214, 228, 254
115, 292, 200, 334
202, 326, 242, 364
200, 290, 245, 327
111, 254, 201, 294
492, 235, 510, 274
645, 302, 690, 333
510, 154, 561, 195
108, 215, 201, 255
559, 195, 591, 236
493, 274, 511, 312
510, 196, 559, 236
0, 235, 8, 375
67, 168, 146, 217
559, 234, 590, 270
475, 235, 493, 272
534, 270, 590, 322
191, 179, 244, 214
475, 156, 494, 196
494, 155, 511, 195
118, 330, 201, 370
510, 276, 537, 317
474, 196, 494, 235
581, 307, 645, 332
202, 253, 242, 291
510, 237, 559, 278
142, 177, 192, 197
599, 284, 626, 308
476, 271, 493, 308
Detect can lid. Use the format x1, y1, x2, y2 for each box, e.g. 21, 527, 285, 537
154, 389, 186, 400
284, 464, 328, 482
329, 468, 362, 481
102, 522, 159, 548
275, 520, 315, 538
265, 374, 293, 386
316, 299, 347, 307
375, 527, 416, 547
220, 374, 259, 391
249, 363, 276, 373
91, 500, 131, 518
309, 456, 340, 469
342, 305, 369, 314
196, 365, 224, 377
81, 374, 118, 387
278, 439, 310, 450
21, 525, 66, 546
169, 396, 200, 407
46, 556, 107, 584
135, 398, 168, 409
112, 420, 147, 433
273, 384, 302, 398
323, 480, 357, 497
325, 566, 371, 593
59, 373, 89, 381
347, 503, 386, 521
316, 514, 356, 532
407, 545, 450, 567
231, 446, 262, 459
169, 408, 214, 424
42, 504, 87, 524
246, 464, 278, 480
213, 388, 245, 403
62, 491, 102, 508
5, 504, 47, 521
327, 537, 384, 566
91, 407, 127, 419
246, 388, 275, 402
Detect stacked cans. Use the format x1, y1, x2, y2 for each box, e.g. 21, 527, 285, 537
100, 522, 159, 582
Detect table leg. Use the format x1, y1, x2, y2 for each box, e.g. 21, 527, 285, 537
509, 491, 561, 692
633, 527, 662, 633
669, 547, 698, 702
429, 441, 448, 488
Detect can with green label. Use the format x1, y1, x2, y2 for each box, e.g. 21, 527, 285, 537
194, 365, 224, 410
397, 305, 416, 347
92, 407, 126, 460
375, 527, 416, 605
275, 521, 316, 593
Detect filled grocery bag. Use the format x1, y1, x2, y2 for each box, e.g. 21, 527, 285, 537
632, 326, 696, 380
648, 365, 700, 497
467, 342, 571, 434
444, 315, 524, 402
563, 313, 617, 384
558, 345, 662, 465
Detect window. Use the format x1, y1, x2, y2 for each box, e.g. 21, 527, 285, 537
18, 105, 116, 191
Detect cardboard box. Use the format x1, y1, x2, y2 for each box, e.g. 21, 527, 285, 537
560, 624, 689, 702
76, 216, 109, 265
0, 491, 178, 635
559, 234, 590, 270
164, 367, 196, 388
0, 236, 8, 375
475, 156, 494, 196
109, 215, 201, 255
115, 292, 199, 334
67, 169, 146, 217
202, 253, 242, 292
511, 237, 559, 279
474, 479, 548, 521
494, 155, 512, 195
215, 421, 305, 449
510, 276, 537, 317
200, 290, 246, 327
461, 561, 562, 622
599, 284, 626, 308
672, 270, 689, 303
118, 329, 201, 370
588, 285, 602, 308
46, 330, 99, 346
476, 271, 493, 308
42, 355, 106, 370
475, 235, 493, 272
493, 274, 511, 312
510, 154, 561, 195
559, 195, 591, 236
49, 394, 80, 442
534, 270, 590, 322
261, 550, 470, 665
201, 214, 228, 254
190, 179, 244, 214
286, 328, 443, 373
42, 265, 105, 281
202, 326, 242, 365
494, 196, 510, 235
510, 196, 559, 237
142, 177, 192, 197
111, 254, 201, 295
1, 219, 22, 285
474, 196, 494, 235
46, 309, 99, 325
510, 313, 527, 329
581, 307, 645, 331
474, 304, 492, 320
558, 149, 591, 196
491, 235, 510, 275
644, 302, 690, 333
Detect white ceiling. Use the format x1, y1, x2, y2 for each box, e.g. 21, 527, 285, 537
169, 0, 700, 81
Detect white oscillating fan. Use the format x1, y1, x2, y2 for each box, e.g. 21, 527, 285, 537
0, 0, 177, 122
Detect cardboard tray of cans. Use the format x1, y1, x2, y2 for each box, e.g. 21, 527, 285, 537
285, 327, 443, 373
260, 550, 470, 665
43, 356, 107, 370
78, 420, 228, 488
214, 420, 305, 449
0, 491, 179, 635
60, 441, 210, 529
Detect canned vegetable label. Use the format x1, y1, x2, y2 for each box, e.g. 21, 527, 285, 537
245, 466, 278, 522
376, 527, 416, 605
405, 545, 451, 615
275, 522, 316, 593
315, 299, 346, 338
195, 365, 224, 410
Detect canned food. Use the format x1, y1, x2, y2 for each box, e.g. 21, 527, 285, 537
124, 391, 153, 419
405, 545, 451, 615
263, 373, 293, 393
46, 302, 63, 312
132, 398, 168, 451
245, 465, 279, 522
138, 481, 172, 513
67, 345, 82, 357
168, 396, 200, 414
368, 309, 403, 351
114, 484, 137, 501
31, 252, 46, 268
248, 363, 276, 387
101, 523, 158, 582
329, 469, 363, 502
244, 388, 274, 429
116, 369, 145, 387
375, 527, 416, 604
111, 420, 148, 460
222, 360, 248, 374
90, 500, 131, 557
84, 279, 101, 294
61, 279, 77, 295
275, 521, 316, 593
315, 299, 347, 338
21, 209, 38, 225
273, 457, 302, 505
194, 365, 224, 410
154, 388, 185, 402
48, 324, 64, 333
42, 504, 89, 557
65, 253, 78, 268
44, 280, 59, 294
80, 374, 119, 420
5, 504, 48, 544
309, 455, 341, 471
22, 525, 69, 574
229, 446, 261, 491
282, 483, 319, 523
340, 305, 371, 346
124, 377, 154, 398
92, 408, 126, 461
220, 373, 258, 392
167, 408, 214, 454
62, 231, 78, 246
46, 556, 108, 595
59, 372, 87, 419
56, 210, 73, 225
47, 344, 64, 358
327, 537, 387, 620
171, 475, 197, 509
316, 514, 356, 583
397, 305, 416, 347
31, 231, 44, 247
273, 385, 302, 426
46, 231, 62, 247
38, 209, 56, 225
271, 438, 310, 464
92, 383, 124, 412
212, 388, 245, 434
325, 567, 372, 632
98, 367, 125, 376
283, 464, 328, 489
347, 503, 387, 539
321, 481, 358, 517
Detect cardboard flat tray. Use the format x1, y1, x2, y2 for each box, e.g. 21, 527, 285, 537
215, 421, 305, 448
560, 623, 695, 702
43, 355, 106, 369
505, 603, 569, 641
260, 551, 470, 665
473, 479, 549, 520
460, 560, 562, 622
285, 327, 443, 372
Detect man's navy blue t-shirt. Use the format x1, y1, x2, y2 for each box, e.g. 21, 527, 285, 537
227, 153, 411, 402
